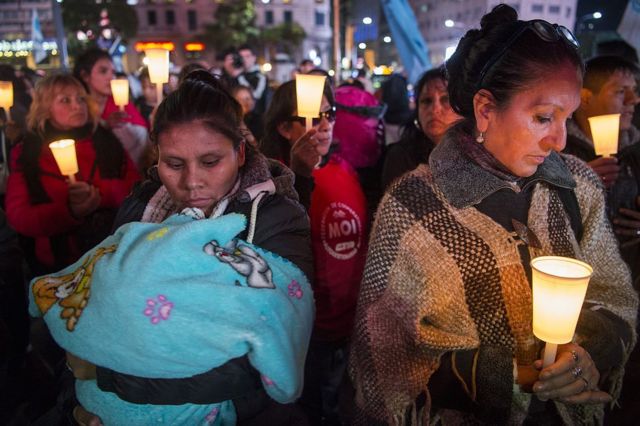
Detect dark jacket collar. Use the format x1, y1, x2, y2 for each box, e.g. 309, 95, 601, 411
429, 124, 576, 208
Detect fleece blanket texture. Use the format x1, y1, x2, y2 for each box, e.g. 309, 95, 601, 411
29, 209, 314, 425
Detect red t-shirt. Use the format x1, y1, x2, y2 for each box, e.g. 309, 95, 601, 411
309, 155, 368, 341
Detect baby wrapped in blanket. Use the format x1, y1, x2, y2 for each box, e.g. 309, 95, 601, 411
29, 209, 314, 425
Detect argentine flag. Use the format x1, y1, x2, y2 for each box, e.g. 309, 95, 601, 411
31, 8, 46, 64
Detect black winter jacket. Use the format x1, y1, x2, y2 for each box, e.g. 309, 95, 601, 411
95, 156, 313, 419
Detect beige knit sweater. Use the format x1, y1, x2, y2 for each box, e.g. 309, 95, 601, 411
349, 134, 637, 425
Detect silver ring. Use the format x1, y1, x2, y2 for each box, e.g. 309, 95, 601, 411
578, 376, 589, 391
572, 366, 583, 378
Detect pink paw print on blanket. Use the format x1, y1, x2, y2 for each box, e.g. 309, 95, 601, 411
204, 407, 219, 424
143, 295, 173, 324
288, 280, 303, 299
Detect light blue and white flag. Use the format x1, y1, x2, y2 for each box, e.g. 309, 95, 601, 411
380, 0, 431, 84
31, 8, 46, 64
618, 1, 640, 51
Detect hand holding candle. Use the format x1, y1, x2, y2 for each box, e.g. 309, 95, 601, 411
145, 48, 170, 106
295, 74, 326, 131
531, 256, 593, 367
588, 113, 620, 157
49, 139, 79, 183
110, 79, 130, 111
0, 80, 13, 122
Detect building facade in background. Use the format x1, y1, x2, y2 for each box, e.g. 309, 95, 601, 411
0, 0, 57, 67
127, 0, 219, 69
129, 0, 332, 76
409, 0, 577, 65
0, 0, 330, 79
255, 0, 332, 66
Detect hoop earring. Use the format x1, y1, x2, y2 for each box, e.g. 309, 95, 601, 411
476, 131, 485, 144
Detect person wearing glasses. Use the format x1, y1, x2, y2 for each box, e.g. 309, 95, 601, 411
261, 80, 369, 425
349, 5, 637, 424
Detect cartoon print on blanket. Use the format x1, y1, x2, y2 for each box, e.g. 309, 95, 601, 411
32, 245, 117, 331
205, 240, 275, 289
29, 209, 314, 425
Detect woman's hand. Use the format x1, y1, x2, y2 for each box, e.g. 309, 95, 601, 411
614, 197, 640, 248
104, 110, 129, 130
533, 343, 611, 404
4, 120, 23, 143
66, 352, 97, 380
68, 181, 101, 218
289, 128, 320, 177
73, 405, 103, 426
587, 157, 619, 189
516, 363, 541, 393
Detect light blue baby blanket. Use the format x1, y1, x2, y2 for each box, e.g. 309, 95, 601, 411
29, 210, 314, 425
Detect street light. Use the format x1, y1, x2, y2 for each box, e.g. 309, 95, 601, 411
444, 19, 465, 29
362, 17, 372, 25
576, 11, 602, 34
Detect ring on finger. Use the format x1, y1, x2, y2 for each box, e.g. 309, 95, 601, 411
570, 350, 579, 363
572, 366, 583, 378
578, 376, 589, 391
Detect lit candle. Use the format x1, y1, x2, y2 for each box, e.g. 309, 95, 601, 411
110, 78, 130, 111
49, 139, 79, 183
588, 113, 620, 157
145, 48, 170, 106
531, 256, 593, 367
0, 81, 13, 122
295, 74, 326, 131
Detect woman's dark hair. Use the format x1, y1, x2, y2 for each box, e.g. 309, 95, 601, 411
583, 55, 640, 94
381, 74, 410, 125
398, 66, 448, 144
72, 48, 113, 92
178, 62, 207, 84
151, 69, 244, 151
445, 4, 584, 120
260, 79, 334, 163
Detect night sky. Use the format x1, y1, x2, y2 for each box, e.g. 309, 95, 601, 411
576, 0, 630, 31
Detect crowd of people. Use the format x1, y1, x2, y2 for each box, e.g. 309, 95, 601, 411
0, 4, 639, 425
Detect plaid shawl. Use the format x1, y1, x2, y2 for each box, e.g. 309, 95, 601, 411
349, 132, 637, 425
